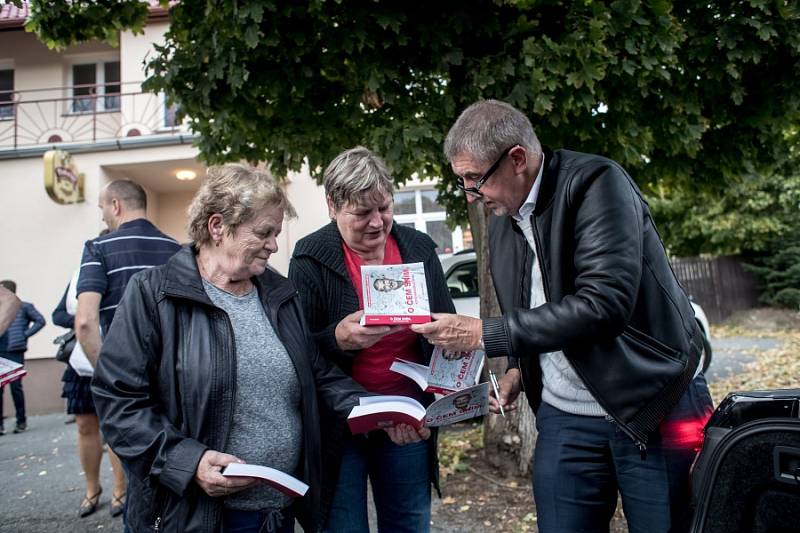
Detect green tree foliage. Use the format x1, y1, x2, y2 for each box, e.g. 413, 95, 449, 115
746, 233, 800, 309
20, 0, 148, 49
22, 0, 800, 230
649, 172, 800, 257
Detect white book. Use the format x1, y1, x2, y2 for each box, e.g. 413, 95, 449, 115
222, 463, 309, 498
390, 347, 485, 395
360, 262, 431, 325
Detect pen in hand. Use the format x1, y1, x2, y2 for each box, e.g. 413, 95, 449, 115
488, 370, 505, 418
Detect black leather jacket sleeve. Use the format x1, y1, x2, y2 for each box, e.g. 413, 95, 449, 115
293, 296, 367, 417
288, 260, 359, 362
92, 276, 208, 497
483, 161, 643, 358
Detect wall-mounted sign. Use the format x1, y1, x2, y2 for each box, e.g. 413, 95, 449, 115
44, 150, 85, 204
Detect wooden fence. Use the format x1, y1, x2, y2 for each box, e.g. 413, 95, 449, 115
671, 255, 761, 324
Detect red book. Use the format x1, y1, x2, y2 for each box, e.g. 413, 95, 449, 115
0, 357, 26, 387
347, 384, 490, 434
360, 262, 431, 325
347, 396, 426, 434
390, 347, 485, 395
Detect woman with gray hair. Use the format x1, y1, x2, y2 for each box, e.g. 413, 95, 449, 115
289, 147, 455, 532
92, 164, 385, 533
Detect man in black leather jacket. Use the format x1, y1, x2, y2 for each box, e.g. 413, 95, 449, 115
413, 99, 713, 532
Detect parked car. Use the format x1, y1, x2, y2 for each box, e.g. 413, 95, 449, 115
689, 388, 800, 532
440, 250, 713, 372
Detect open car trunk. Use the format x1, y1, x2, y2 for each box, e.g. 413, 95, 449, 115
690, 389, 800, 533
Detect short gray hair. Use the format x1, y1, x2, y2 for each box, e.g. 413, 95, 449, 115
105, 179, 147, 210
444, 99, 541, 164
323, 146, 394, 210
187, 163, 296, 246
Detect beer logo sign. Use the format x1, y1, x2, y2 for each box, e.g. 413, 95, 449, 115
44, 150, 85, 204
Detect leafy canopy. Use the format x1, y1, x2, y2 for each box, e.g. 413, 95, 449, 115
650, 171, 800, 257
20, 0, 149, 49
22, 0, 800, 231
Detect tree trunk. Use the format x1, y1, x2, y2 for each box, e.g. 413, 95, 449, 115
468, 202, 537, 476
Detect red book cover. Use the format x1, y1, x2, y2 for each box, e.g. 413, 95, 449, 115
347, 397, 425, 434
0, 357, 26, 387
347, 385, 490, 434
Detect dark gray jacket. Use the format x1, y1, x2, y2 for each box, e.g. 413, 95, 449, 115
0, 301, 45, 353
92, 246, 365, 532
483, 149, 702, 447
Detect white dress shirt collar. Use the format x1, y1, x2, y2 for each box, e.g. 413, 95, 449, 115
512, 152, 545, 222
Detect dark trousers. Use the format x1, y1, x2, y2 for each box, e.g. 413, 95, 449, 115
0, 351, 26, 428
324, 431, 431, 533
533, 375, 714, 533
222, 507, 294, 533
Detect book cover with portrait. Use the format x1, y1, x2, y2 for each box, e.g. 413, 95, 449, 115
390, 347, 485, 395
360, 262, 431, 325
347, 382, 490, 434
0, 356, 26, 387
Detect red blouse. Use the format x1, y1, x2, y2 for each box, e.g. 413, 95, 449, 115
342, 234, 424, 399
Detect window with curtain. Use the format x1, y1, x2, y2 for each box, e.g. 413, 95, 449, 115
71, 60, 121, 113
0, 69, 13, 120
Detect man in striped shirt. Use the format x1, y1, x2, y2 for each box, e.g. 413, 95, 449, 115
75, 180, 181, 365
74, 180, 180, 521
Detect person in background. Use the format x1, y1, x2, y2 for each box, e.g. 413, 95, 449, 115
0, 285, 21, 336
52, 228, 124, 519
0, 279, 45, 436
412, 99, 713, 533
92, 164, 420, 533
289, 147, 452, 533
75, 179, 180, 518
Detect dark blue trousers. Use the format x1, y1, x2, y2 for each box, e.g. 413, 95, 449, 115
223, 507, 294, 533
0, 351, 26, 428
324, 431, 431, 533
533, 375, 713, 533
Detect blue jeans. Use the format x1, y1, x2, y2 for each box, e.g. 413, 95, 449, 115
533, 375, 714, 533
0, 351, 26, 427
223, 507, 294, 533
324, 432, 431, 533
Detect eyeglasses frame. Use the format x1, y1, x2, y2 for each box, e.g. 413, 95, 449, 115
455, 145, 518, 198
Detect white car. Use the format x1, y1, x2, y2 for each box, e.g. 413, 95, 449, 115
440, 250, 712, 372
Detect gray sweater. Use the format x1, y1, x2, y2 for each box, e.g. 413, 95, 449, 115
203, 280, 302, 511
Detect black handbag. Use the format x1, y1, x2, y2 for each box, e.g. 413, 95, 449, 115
54, 329, 77, 363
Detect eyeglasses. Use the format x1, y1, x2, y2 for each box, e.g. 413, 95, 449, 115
455, 146, 516, 198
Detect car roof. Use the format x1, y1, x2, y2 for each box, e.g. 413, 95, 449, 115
439, 250, 476, 273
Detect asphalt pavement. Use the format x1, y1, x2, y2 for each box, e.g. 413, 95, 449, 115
703, 336, 781, 383
0, 335, 781, 532
0, 413, 123, 533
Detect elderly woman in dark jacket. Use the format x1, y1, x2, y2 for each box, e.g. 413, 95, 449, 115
92, 164, 404, 533
289, 147, 455, 532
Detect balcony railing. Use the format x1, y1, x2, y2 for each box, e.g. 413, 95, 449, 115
0, 81, 192, 152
